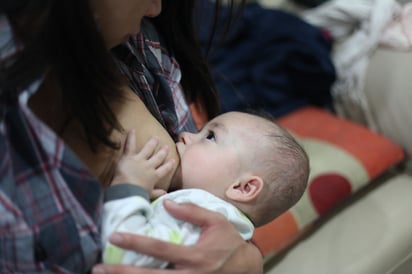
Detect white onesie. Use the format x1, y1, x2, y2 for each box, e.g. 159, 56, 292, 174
102, 186, 254, 268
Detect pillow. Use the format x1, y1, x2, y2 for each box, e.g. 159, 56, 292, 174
362, 49, 412, 156
190, 104, 405, 257
252, 106, 405, 257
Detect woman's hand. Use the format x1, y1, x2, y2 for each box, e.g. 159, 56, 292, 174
92, 200, 264, 274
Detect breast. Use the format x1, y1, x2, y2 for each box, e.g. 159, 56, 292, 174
29, 81, 179, 188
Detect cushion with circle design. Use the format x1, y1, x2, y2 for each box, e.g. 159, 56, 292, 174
190, 104, 405, 256
251, 106, 405, 256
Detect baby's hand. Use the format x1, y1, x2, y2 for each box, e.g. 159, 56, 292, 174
111, 130, 175, 193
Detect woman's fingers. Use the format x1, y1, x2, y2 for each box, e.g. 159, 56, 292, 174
92, 264, 173, 274
163, 199, 225, 228
100, 201, 229, 264
105, 232, 192, 264
94, 201, 263, 273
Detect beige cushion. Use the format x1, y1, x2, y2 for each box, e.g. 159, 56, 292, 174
265, 174, 412, 274
363, 49, 412, 156
252, 107, 404, 256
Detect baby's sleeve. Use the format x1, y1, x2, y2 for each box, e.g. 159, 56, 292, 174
102, 184, 190, 268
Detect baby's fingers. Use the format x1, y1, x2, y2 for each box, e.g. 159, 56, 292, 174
155, 159, 175, 178
138, 137, 160, 159
148, 146, 176, 177
149, 145, 169, 167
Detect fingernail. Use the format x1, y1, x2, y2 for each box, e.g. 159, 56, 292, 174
92, 266, 106, 274
164, 199, 179, 208
110, 233, 124, 245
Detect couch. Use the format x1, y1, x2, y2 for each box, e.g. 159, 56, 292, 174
192, 0, 412, 272
248, 0, 412, 273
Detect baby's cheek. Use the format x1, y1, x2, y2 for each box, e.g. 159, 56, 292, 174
180, 155, 207, 188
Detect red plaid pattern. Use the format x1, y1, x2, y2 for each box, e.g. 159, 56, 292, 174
0, 16, 196, 273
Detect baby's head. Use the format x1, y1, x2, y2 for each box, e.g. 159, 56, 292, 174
175, 111, 309, 227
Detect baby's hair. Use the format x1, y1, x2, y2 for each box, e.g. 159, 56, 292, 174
242, 111, 309, 227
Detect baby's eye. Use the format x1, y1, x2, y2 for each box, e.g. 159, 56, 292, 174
206, 131, 215, 141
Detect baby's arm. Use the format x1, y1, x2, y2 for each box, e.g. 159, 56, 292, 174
102, 189, 254, 268
103, 130, 178, 267
102, 192, 177, 268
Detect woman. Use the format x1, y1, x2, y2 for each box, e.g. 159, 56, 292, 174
0, 0, 262, 273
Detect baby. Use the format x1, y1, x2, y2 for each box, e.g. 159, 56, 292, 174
102, 111, 309, 268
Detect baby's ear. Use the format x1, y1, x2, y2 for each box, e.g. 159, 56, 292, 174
225, 175, 264, 202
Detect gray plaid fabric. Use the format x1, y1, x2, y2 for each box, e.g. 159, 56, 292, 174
0, 16, 196, 273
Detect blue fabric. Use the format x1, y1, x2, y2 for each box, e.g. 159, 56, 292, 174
291, 0, 330, 8
197, 1, 336, 117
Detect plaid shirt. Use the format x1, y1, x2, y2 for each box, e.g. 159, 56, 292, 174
113, 19, 198, 139
0, 16, 196, 273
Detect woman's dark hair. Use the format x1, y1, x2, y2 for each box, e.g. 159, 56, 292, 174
0, 0, 124, 151
0, 0, 244, 150
151, 0, 244, 120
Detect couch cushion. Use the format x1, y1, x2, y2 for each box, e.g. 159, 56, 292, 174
363, 49, 412, 156
264, 174, 412, 274
190, 104, 405, 256
252, 106, 405, 256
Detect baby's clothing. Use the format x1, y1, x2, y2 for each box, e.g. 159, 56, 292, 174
102, 187, 254, 268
